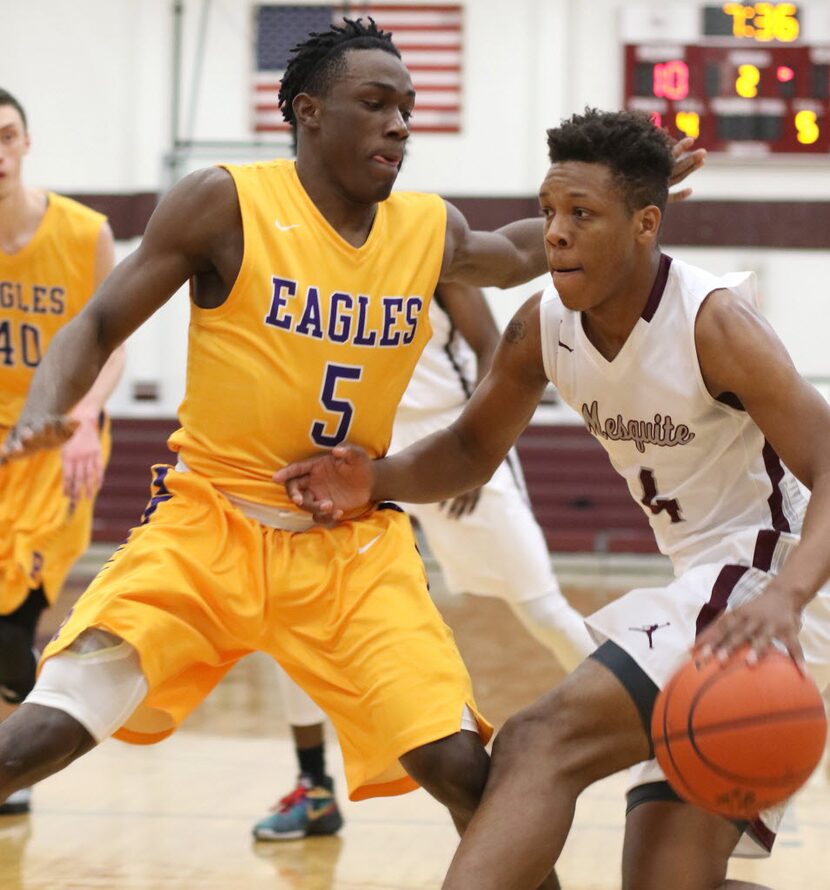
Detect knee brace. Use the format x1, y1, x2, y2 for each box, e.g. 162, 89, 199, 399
27, 630, 148, 743
0, 623, 38, 704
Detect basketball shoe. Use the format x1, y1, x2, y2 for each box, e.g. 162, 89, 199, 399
252, 774, 343, 841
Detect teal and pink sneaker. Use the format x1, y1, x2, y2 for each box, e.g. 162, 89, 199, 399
252, 774, 343, 841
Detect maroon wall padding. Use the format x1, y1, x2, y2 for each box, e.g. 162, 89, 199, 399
95, 418, 655, 553
68, 193, 158, 240
516, 425, 656, 554
68, 192, 830, 248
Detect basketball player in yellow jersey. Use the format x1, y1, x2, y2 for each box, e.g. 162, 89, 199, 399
0, 21, 701, 878
0, 89, 125, 815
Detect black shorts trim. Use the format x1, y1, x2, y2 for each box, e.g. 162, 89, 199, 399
626, 780, 683, 814
626, 779, 750, 836
590, 639, 658, 756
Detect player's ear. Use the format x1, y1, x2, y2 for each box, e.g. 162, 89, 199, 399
293, 93, 322, 131
636, 205, 662, 243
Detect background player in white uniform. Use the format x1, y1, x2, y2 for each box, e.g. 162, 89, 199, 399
253, 281, 593, 840
392, 284, 593, 667
275, 109, 830, 890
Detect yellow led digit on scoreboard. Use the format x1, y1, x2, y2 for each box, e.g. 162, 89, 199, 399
676, 111, 701, 138
718, 3, 800, 43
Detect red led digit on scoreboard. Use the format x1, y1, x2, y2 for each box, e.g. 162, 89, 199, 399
653, 60, 690, 101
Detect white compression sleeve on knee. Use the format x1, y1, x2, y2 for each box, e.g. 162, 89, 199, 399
510, 593, 596, 672
25, 638, 148, 743
276, 664, 327, 727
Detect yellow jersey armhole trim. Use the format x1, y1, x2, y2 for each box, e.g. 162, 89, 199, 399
188, 165, 251, 324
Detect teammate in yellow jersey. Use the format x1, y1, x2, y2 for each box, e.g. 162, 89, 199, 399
253, 282, 595, 842
0, 20, 701, 878
0, 88, 125, 815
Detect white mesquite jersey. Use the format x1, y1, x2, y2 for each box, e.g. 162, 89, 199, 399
540, 254, 807, 574
392, 298, 478, 451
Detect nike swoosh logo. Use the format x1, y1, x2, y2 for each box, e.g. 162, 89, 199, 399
274, 218, 301, 231
358, 534, 382, 555
307, 802, 338, 821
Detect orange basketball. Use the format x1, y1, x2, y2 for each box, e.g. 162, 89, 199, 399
652, 647, 827, 820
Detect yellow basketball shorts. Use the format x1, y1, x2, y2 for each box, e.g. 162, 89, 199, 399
42, 464, 492, 801
0, 419, 111, 615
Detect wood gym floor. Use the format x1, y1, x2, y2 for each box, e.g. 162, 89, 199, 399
1, 555, 828, 889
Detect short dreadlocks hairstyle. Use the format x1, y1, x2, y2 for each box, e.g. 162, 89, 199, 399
546, 109, 674, 213
278, 17, 400, 128
0, 88, 27, 132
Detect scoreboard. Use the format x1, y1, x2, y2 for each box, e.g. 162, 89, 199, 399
622, 3, 830, 155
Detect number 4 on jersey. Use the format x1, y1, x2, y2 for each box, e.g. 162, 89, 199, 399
0, 320, 42, 368
639, 468, 684, 523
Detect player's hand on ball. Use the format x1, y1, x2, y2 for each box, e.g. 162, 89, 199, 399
0, 415, 79, 464
274, 444, 375, 522
694, 584, 805, 671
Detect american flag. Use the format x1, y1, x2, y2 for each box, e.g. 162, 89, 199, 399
252, 3, 463, 134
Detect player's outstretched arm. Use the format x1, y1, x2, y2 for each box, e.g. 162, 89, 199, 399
0, 168, 238, 463
276, 293, 550, 522
440, 201, 547, 288
692, 289, 830, 666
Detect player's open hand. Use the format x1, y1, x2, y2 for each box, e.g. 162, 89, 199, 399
443, 486, 482, 519
61, 414, 104, 502
273, 443, 375, 523
0, 415, 79, 465
693, 584, 805, 671
667, 136, 707, 203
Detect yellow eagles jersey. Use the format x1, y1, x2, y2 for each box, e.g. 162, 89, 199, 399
169, 159, 446, 509
0, 192, 106, 428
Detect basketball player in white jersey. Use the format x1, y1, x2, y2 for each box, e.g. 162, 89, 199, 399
274, 109, 830, 889
254, 283, 593, 840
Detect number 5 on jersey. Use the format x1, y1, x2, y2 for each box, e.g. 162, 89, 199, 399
311, 362, 363, 447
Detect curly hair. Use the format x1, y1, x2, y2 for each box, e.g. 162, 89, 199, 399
278, 17, 400, 128
546, 109, 674, 213
0, 88, 27, 132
